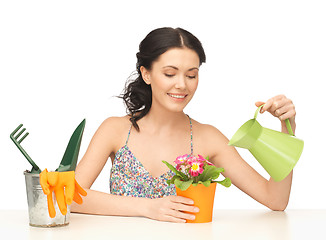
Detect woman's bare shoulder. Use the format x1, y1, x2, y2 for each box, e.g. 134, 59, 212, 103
94, 115, 131, 145
100, 115, 130, 130
191, 118, 230, 161
191, 118, 228, 142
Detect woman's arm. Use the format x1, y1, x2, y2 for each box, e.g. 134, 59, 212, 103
71, 189, 198, 223
71, 188, 146, 216
255, 95, 296, 210
71, 117, 128, 214
206, 95, 296, 211
71, 117, 198, 222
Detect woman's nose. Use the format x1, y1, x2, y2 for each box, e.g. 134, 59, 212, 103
175, 76, 186, 89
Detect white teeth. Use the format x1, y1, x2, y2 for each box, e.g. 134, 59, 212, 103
168, 94, 186, 99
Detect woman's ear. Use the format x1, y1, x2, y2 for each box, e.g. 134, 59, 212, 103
140, 66, 151, 85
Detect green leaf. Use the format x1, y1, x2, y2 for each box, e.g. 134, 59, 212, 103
197, 180, 211, 187
205, 156, 209, 161
162, 161, 188, 180
175, 178, 193, 191
215, 177, 232, 188
199, 165, 225, 182
202, 180, 211, 187
168, 175, 179, 185
162, 160, 177, 173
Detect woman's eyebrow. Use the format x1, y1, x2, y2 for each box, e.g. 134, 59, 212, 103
163, 65, 178, 70
163, 66, 199, 71
188, 67, 199, 71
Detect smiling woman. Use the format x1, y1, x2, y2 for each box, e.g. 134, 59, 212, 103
72, 27, 298, 223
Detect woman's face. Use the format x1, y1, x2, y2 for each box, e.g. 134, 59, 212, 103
141, 47, 200, 113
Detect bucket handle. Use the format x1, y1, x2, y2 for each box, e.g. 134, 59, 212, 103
255, 105, 294, 136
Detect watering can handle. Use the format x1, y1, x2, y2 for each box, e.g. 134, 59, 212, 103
255, 105, 294, 136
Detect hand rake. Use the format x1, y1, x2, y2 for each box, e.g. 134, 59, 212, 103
10, 124, 41, 173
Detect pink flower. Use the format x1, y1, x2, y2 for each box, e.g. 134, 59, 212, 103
187, 155, 198, 163
206, 160, 214, 166
174, 154, 189, 165
198, 154, 214, 166
176, 164, 182, 171
197, 154, 206, 162
189, 160, 204, 177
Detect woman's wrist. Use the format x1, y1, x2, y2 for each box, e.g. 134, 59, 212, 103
281, 119, 296, 135
136, 197, 151, 218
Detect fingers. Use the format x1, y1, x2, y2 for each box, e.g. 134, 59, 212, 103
73, 190, 83, 204
148, 196, 198, 223
256, 94, 296, 121
40, 170, 87, 217
40, 169, 57, 218
73, 180, 87, 204
64, 182, 74, 205
47, 171, 68, 215
75, 180, 87, 197
168, 202, 199, 222
62, 172, 75, 205
54, 187, 67, 216
255, 101, 265, 108
170, 195, 194, 205
258, 94, 284, 113
46, 192, 56, 218
160, 214, 188, 223
40, 169, 50, 195
165, 208, 196, 223
164, 196, 199, 222
171, 201, 199, 213
279, 107, 296, 121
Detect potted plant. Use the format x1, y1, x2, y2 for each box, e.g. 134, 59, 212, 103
162, 154, 231, 223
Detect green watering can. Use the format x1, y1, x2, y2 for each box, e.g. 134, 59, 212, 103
228, 105, 304, 182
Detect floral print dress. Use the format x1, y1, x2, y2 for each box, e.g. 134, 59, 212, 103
109, 116, 193, 199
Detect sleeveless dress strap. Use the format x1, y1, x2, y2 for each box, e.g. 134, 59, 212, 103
125, 123, 132, 145
186, 115, 194, 156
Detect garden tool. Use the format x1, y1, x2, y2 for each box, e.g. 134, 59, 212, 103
10, 124, 41, 173
228, 105, 304, 182
56, 119, 85, 172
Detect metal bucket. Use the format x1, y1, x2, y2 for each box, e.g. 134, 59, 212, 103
24, 171, 70, 227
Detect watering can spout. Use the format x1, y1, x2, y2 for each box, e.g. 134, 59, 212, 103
229, 105, 304, 182
228, 118, 263, 150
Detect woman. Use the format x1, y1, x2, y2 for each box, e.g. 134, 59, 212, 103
71, 27, 296, 223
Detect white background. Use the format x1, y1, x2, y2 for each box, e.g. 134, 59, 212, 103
1, 0, 325, 210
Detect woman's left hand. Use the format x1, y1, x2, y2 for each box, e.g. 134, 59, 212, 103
255, 94, 296, 134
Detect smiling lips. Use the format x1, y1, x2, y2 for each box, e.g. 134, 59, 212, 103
167, 93, 188, 99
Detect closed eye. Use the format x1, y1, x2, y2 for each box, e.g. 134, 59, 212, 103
164, 74, 175, 77
187, 75, 196, 79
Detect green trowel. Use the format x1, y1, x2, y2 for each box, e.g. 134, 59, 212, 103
56, 119, 86, 172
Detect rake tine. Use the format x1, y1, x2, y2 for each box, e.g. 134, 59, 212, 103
10, 124, 23, 137
18, 132, 29, 144
15, 128, 26, 140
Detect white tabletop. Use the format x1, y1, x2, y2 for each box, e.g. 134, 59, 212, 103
0, 209, 325, 240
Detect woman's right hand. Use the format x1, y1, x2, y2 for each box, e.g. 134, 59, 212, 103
144, 195, 200, 223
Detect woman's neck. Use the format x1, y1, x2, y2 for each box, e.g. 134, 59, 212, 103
139, 105, 189, 134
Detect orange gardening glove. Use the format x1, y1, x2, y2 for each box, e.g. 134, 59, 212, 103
40, 168, 87, 218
